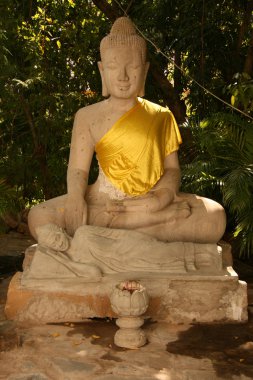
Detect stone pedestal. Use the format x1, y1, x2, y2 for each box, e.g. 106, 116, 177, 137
5, 264, 247, 324
114, 316, 147, 348
110, 281, 149, 348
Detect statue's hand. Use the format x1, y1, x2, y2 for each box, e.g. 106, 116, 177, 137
107, 188, 174, 213
64, 195, 87, 236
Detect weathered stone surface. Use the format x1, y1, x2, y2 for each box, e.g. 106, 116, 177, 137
0, 319, 253, 380
50, 357, 99, 375
7, 374, 49, 380
5, 268, 247, 324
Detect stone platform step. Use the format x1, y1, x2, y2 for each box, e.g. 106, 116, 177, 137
5, 269, 248, 324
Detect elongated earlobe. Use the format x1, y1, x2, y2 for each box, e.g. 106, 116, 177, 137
138, 86, 145, 98
138, 62, 150, 97
98, 61, 109, 97
101, 78, 109, 97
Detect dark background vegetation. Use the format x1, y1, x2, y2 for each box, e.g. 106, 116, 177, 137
0, 0, 252, 258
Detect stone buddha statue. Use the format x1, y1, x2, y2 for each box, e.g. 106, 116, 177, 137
26, 17, 226, 279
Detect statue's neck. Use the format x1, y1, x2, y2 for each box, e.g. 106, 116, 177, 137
106, 96, 138, 112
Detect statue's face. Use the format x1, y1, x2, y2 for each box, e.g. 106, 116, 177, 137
99, 46, 149, 99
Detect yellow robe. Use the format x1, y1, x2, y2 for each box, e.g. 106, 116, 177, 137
95, 98, 182, 196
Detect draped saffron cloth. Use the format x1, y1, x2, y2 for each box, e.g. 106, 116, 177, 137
95, 98, 182, 197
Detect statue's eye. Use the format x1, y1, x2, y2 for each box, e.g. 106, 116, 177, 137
129, 65, 140, 70
106, 64, 117, 70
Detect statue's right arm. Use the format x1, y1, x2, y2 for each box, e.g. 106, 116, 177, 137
65, 108, 94, 235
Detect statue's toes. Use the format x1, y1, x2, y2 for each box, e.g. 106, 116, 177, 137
176, 206, 191, 219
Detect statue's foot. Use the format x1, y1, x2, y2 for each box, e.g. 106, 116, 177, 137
194, 245, 222, 271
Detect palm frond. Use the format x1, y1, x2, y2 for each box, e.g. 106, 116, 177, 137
181, 112, 253, 257
223, 165, 253, 214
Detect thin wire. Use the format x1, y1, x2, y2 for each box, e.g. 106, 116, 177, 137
124, 0, 135, 14
113, 0, 253, 121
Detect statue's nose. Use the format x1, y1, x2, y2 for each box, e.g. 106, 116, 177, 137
117, 67, 129, 81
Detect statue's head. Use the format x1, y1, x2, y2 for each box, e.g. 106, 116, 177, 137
98, 17, 149, 98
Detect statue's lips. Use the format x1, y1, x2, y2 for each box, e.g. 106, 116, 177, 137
118, 85, 130, 91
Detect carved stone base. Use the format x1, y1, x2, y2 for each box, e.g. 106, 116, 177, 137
5, 268, 248, 324
115, 317, 146, 348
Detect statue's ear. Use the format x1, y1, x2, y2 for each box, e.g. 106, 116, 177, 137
98, 61, 109, 97
138, 61, 150, 97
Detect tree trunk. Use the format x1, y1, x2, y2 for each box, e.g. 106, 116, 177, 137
233, 1, 253, 75
20, 95, 53, 200
174, 49, 182, 97
244, 29, 253, 75
149, 56, 186, 123
200, 0, 205, 81
92, 0, 120, 21
236, 1, 253, 53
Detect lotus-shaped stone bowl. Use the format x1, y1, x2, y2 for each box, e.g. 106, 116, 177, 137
110, 280, 149, 317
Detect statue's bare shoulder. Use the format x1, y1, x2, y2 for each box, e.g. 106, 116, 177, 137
73, 101, 108, 142
76, 100, 106, 123
75, 100, 117, 144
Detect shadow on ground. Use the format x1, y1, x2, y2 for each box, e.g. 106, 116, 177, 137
65, 319, 126, 352
167, 316, 253, 378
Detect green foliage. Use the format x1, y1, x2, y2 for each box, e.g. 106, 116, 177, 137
0, 178, 24, 232
125, 0, 252, 117
0, 0, 106, 204
227, 73, 253, 114
0, 0, 253, 256
0, 179, 24, 217
181, 109, 253, 257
